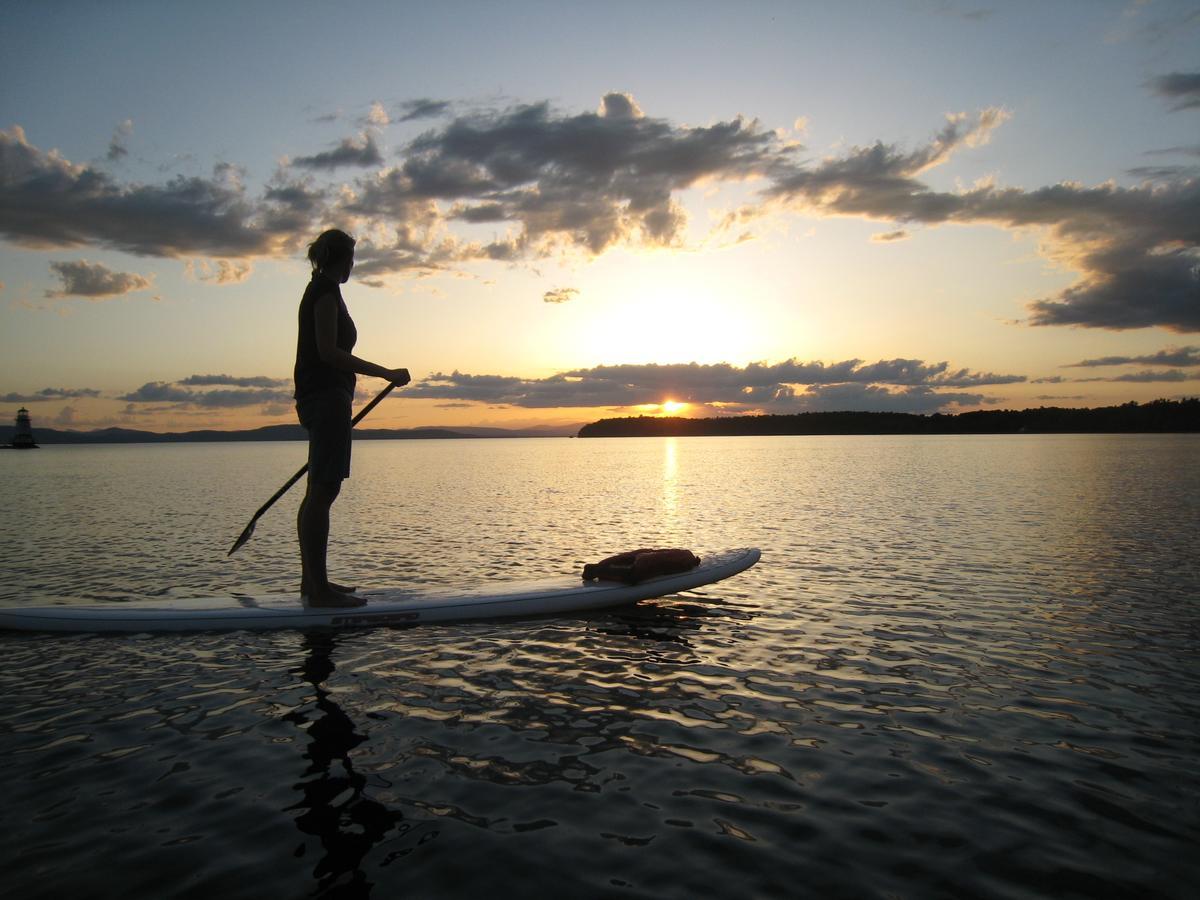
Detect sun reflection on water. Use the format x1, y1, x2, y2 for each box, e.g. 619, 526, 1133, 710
662, 436, 679, 523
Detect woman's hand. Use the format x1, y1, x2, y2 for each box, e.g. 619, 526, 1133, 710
387, 368, 412, 386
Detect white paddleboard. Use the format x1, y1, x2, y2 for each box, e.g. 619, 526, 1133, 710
0, 548, 760, 633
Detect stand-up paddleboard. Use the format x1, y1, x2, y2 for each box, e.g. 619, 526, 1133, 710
0, 548, 760, 634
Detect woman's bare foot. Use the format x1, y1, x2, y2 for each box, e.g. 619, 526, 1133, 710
301, 579, 358, 596
304, 586, 367, 608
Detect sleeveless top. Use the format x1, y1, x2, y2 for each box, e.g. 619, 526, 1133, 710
294, 273, 357, 400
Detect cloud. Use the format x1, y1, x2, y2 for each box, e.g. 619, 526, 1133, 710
293, 132, 384, 170
118, 381, 196, 403
795, 383, 988, 413
45, 260, 151, 298
1144, 145, 1200, 158
119, 379, 291, 407
1065, 346, 1200, 367
179, 374, 289, 388
1, 387, 102, 403
185, 259, 253, 284
871, 229, 909, 242
404, 357, 1023, 412
188, 388, 294, 407
7, 98, 1195, 335
543, 287, 577, 303
768, 108, 1010, 207
397, 99, 451, 122
107, 119, 133, 161
366, 102, 390, 128
0, 126, 288, 257
1103, 369, 1192, 383
341, 93, 787, 272
1150, 71, 1200, 111
598, 92, 644, 120
759, 110, 1200, 332
1126, 164, 1200, 181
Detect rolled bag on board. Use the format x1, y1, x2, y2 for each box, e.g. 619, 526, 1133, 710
582, 548, 701, 584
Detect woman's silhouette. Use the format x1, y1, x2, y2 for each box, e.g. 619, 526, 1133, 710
294, 229, 409, 607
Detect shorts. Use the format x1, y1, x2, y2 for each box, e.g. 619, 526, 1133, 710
296, 388, 353, 484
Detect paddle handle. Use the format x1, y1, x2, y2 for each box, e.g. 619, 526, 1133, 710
227, 382, 396, 555
349, 380, 396, 426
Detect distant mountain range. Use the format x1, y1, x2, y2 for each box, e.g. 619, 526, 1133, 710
0, 422, 580, 445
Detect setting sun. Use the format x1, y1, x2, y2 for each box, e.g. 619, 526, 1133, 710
661, 400, 687, 415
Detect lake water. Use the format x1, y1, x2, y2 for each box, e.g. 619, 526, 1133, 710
0, 435, 1197, 898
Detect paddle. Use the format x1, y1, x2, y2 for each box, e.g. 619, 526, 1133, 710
227, 382, 396, 556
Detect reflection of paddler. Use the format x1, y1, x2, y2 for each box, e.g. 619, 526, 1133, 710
294, 229, 411, 609
284, 633, 411, 889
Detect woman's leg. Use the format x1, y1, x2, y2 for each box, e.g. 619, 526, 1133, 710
298, 477, 363, 607
298, 480, 357, 596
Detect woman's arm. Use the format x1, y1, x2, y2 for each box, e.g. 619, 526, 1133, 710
314, 293, 410, 385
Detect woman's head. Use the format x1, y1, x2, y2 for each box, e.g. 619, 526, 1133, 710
308, 229, 356, 281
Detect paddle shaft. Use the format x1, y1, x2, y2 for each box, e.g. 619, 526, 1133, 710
227, 382, 395, 555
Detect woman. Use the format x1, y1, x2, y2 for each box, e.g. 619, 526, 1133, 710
294, 229, 410, 607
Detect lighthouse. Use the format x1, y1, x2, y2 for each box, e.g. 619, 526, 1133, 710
9, 407, 39, 449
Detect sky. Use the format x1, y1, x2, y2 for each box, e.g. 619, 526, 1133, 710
1, 0, 1198, 433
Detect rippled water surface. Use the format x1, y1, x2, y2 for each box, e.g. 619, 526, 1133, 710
1, 435, 1198, 898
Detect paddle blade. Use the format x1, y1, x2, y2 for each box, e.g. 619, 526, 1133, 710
227, 520, 256, 556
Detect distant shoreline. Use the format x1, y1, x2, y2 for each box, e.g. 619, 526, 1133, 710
2, 399, 1196, 445
577, 399, 1199, 437
0, 423, 575, 445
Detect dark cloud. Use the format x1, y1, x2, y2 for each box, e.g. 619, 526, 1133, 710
0, 126, 287, 257
46, 260, 151, 298
1, 387, 102, 403
119, 379, 291, 407
872, 229, 909, 242
1150, 71, 1200, 111
398, 99, 451, 122
1065, 346, 1200, 367
263, 180, 325, 214
119, 381, 195, 403
1105, 369, 1192, 383
180, 374, 289, 388
404, 357, 1022, 413
189, 388, 294, 407
293, 132, 384, 170
1025, 239, 1199, 331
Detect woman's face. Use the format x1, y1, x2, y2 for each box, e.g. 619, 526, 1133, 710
331, 251, 354, 283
